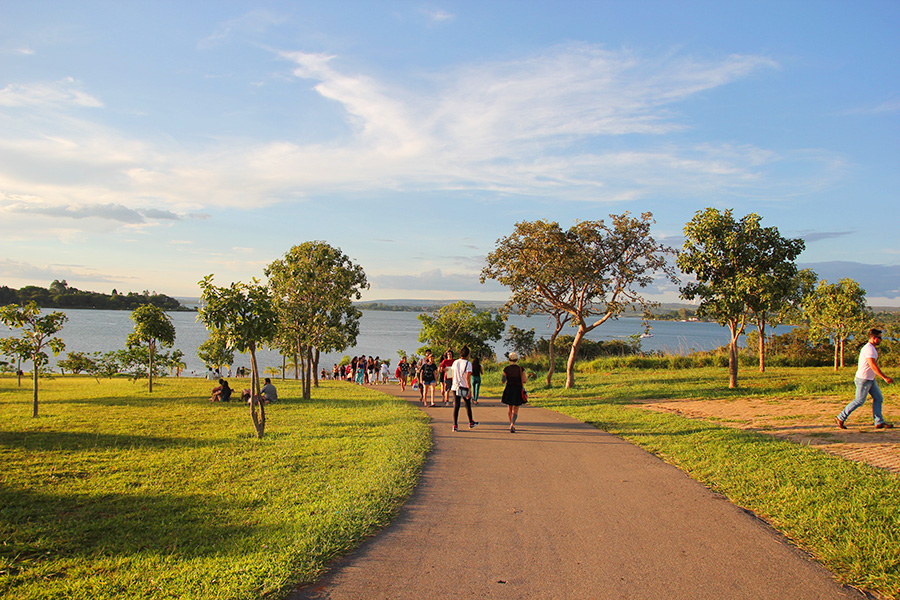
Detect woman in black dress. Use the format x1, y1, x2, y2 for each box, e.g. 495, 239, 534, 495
501, 352, 527, 432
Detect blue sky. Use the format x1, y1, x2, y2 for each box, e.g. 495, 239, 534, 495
1, 1, 898, 304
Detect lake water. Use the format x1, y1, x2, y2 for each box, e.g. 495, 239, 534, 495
1, 309, 787, 375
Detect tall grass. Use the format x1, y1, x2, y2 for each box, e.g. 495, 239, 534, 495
0, 376, 431, 600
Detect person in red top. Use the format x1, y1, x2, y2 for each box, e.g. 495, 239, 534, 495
439, 350, 455, 406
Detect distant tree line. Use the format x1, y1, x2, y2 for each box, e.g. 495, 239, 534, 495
0, 280, 188, 311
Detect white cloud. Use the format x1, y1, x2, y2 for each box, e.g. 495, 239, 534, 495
199, 10, 287, 48
845, 97, 900, 115
0, 77, 103, 108
0, 43, 826, 221
422, 8, 455, 23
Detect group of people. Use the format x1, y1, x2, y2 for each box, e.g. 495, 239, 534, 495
209, 377, 278, 404
330, 356, 391, 384
397, 348, 527, 433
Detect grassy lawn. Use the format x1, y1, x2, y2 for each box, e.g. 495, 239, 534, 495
480, 365, 900, 599
0, 376, 431, 600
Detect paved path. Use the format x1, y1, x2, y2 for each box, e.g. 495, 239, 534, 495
289, 387, 863, 599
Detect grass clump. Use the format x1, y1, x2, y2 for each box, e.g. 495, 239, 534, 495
0, 376, 431, 600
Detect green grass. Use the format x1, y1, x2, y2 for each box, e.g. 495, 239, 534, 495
0, 376, 431, 600
480, 365, 900, 599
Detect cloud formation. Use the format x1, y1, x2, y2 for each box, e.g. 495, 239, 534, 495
0, 197, 182, 223
0, 77, 103, 108
0, 43, 836, 224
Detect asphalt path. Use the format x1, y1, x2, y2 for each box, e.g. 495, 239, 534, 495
289, 385, 863, 600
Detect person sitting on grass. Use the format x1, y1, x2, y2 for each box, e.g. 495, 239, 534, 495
261, 377, 278, 403
210, 378, 232, 402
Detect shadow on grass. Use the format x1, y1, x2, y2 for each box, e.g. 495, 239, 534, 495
0, 485, 255, 566
0, 430, 228, 451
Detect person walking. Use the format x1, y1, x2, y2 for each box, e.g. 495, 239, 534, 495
450, 346, 477, 432
440, 350, 455, 406
398, 357, 409, 391
471, 356, 483, 405
421, 353, 438, 407
501, 352, 528, 433
836, 328, 894, 429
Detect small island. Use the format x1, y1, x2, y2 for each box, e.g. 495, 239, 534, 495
0, 280, 191, 311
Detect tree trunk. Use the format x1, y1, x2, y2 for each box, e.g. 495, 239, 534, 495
282, 354, 286, 380
545, 317, 566, 388
313, 348, 320, 388
839, 336, 846, 368
728, 323, 740, 389
249, 345, 265, 438
148, 342, 155, 393
565, 327, 587, 389
758, 319, 766, 373
304, 346, 313, 400
833, 339, 839, 371
32, 362, 39, 418
293, 352, 299, 380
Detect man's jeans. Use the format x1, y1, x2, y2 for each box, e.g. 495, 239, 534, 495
838, 377, 885, 425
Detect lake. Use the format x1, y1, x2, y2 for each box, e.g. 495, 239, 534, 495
1, 309, 788, 376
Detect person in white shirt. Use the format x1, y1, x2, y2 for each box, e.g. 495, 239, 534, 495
836, 328, 893, 429
450, 346, 477, 432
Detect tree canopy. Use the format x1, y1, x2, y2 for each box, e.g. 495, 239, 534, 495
678, 207, 804, 387
265, 242, 368, 399
417, 301, 505, 359
198, 276, 278, 438
127, 304, 176, 393
803, 278, 870, 369
482, 212, 675, 388
0, 302, 67, 417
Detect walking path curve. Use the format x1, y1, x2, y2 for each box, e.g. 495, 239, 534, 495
289, 386, 863, 599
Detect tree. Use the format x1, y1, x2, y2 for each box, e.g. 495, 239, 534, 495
505, 325, 537, 358
198, 276, 278, 438
49, 279, 69, 295
57, 351, 96, 374
417, 301, 506, 359
678, 208, 805, 388
265, 242, 368, 400
803, 278, 870, 370
127, 304, 176, 393
482, 213, 675, 388
740, 230, 806, 373
197, 331, 235, 373
0, 302, 67, 417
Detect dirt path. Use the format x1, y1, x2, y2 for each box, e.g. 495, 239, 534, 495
635, 395, 900, 473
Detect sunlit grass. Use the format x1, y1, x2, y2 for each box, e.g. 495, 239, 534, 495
0, 376, 431, 600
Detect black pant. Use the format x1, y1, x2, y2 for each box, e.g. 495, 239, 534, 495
453, 393, 474, 425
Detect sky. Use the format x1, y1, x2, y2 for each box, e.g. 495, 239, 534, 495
1, 1, 898, 305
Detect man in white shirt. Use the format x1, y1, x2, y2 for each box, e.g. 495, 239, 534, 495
836, 328, 893, 429
450, 346, 476, 432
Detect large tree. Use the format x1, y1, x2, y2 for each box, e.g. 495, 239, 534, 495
417, 301, 505, 359
482, 213, 675, 388
198, 276, 278, 438
0, 302, 67, 417
678, 208, 804, 387
802, 278, 870, 369
265, 242, 368, 400
127, 304, 176, 392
